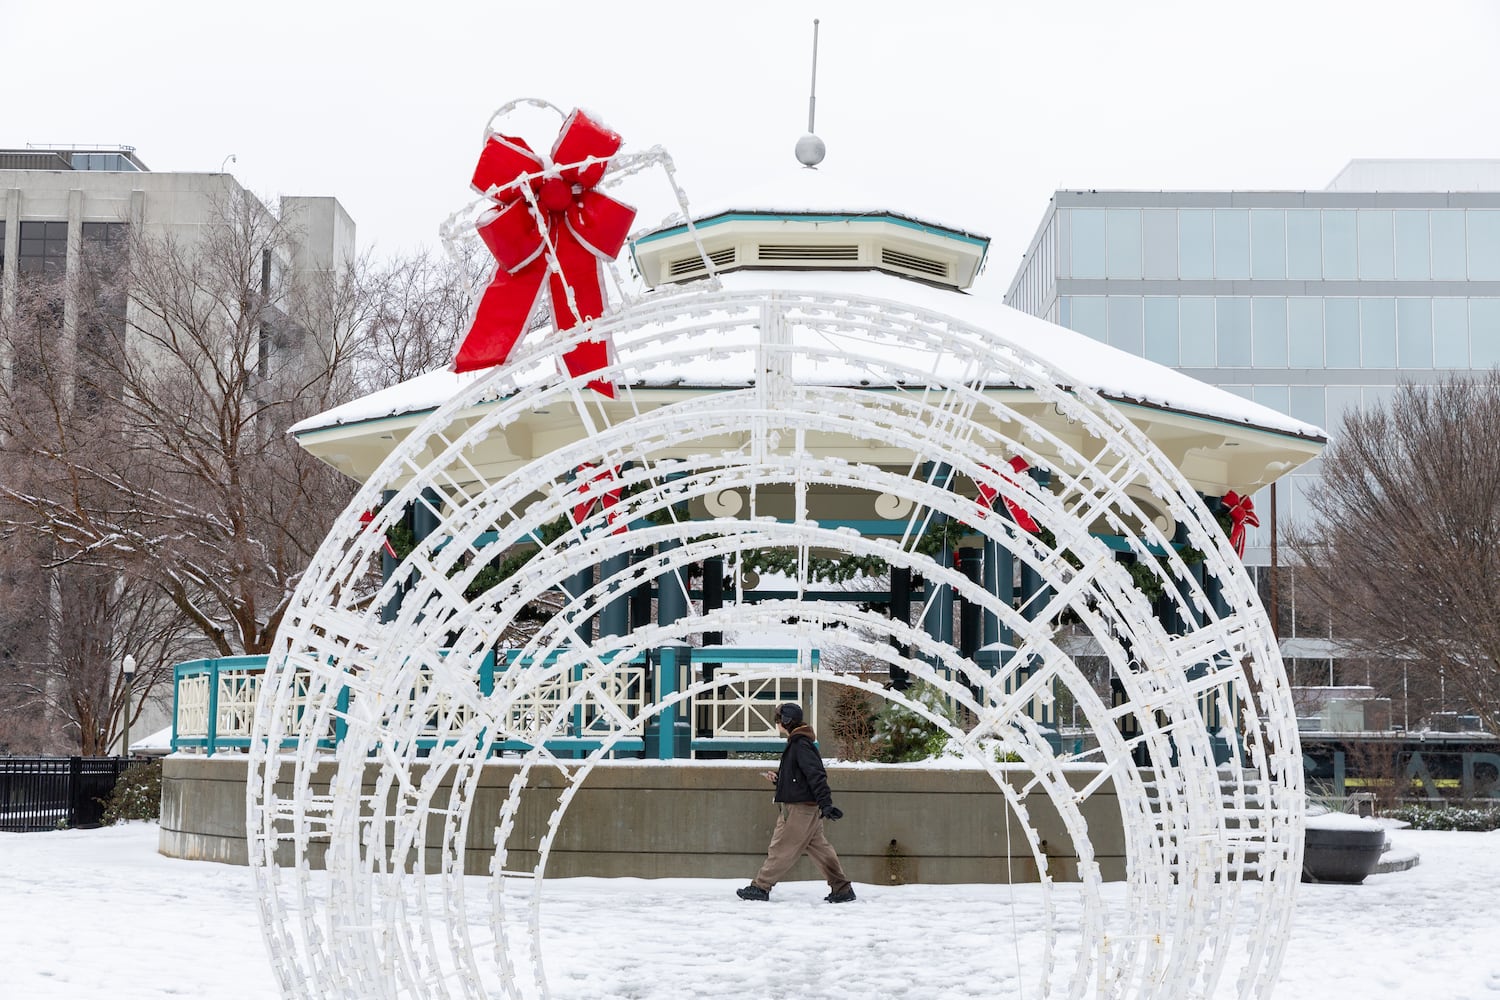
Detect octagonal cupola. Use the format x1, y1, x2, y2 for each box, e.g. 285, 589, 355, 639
631, 168, 991, 291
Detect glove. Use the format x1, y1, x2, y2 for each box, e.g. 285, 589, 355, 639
820, 805, 843, 821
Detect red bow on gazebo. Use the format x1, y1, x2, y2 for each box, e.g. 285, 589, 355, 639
1221, 490, 1259, 557
974, 456, 1040, 533
568, 463, 625, 534
358, 510, 398, 559
453, 109, 637, 396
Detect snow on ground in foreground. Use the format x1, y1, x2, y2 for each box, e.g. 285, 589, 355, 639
2, 823, 1499, 999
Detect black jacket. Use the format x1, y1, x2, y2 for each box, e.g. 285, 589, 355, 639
773, 726, 834, 810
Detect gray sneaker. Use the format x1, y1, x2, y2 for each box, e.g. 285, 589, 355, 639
736, 884, 771, 901
825, 887, 856, 904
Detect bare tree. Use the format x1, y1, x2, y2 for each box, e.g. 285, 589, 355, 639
0, 193, 480, 752
0, 192, 359, 662
1288, 373, 1500, 734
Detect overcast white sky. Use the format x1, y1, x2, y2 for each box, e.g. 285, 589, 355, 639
8, 0, 1500, 277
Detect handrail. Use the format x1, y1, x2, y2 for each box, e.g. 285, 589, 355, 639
171, 647, 822, 758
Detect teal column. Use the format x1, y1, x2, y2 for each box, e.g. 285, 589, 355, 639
563, 565, 597, 644
599, 554, 630, 638
649, 474, 691, 758
888, 565, 912, 690
957, 548, 982, 660
379, 489, 402, 624
1017, 467, 1059, 751
920, 463, 955, 672
651, 645, 692, 760
702, 556, 725, 647
599, 462, 633, 640
980, 536, 1014, 682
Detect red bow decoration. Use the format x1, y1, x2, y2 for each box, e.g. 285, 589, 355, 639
1221, 490, 1259, 557
974, 457, 1040, 533
358, 510, 398, 559
568, 463, 625, 534
454, 109, 637, 396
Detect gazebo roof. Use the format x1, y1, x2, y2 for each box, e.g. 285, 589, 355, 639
293, 268, 1324, 494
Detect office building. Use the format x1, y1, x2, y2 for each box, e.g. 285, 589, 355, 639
1005, 159, 1500, 694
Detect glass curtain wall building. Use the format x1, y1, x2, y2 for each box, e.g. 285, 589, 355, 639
1005, 159, 1500, 692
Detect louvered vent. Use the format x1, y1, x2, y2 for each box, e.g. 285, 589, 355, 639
881, 248, 948, 278
668, 247, 736, 277
757, 244, 860, 261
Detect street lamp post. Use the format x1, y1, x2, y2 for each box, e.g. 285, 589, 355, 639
121, 654, 136, 759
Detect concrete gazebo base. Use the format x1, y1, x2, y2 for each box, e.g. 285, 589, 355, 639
160, 755, 1127, 885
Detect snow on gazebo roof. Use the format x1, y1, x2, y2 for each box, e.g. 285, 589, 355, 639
294, 267, 1323, 443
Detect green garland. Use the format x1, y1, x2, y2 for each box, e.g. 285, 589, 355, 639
374, 490, 1225, 605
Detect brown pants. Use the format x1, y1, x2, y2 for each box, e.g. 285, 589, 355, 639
752, 802, 852, 892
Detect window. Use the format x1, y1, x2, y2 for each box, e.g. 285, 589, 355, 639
1396, 298, 1433, 368
1251, 210, 1286, 279
1253, 384, 1290, 417
1324, 299, 1360, 367
1252, 297, 1287, 367
1108, 296, 1143, 355
1431, 210, 1466, 279
1357, 210, 1394, 280
1070, 209, 1106, 278
1214, 209, 1250, 279
1179, 297, 1216, 366
1286, 209, 1321, 279
1289, 385, 1326, 429
1288, 298, 1324, 368
1361, 299, 1397, 367
1467, 211, 1500, 280
1179, 210, 1214, 279
1321, 210, 1357, 280
1472, 299, 1500, 367
1105, 209, 1141, 278
1393, 210, 1430, 280
1326, 386, 1363, 423
18, 220, 67, 276
1217, 297, 1252, 366
1432, 298, 1469, 367
1144, 297, 1179, 364
1142, 209, 1177, 278
1067, 295, 1107, 341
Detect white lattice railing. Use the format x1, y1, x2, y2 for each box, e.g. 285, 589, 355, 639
692, 648, 819, 743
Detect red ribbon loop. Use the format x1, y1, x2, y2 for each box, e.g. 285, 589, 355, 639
569, 463, 625, 534
358, 510, 398, 559
1221, 490, 1259, 557
974, 456, 1040, 533
454, 109, 637, 396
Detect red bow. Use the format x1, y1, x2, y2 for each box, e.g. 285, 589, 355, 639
454, 109, 637, 396
1222, 490, 1259, 557
569, 463, 625, 534
974, 457, 1039, 533
358, 510, 398, 559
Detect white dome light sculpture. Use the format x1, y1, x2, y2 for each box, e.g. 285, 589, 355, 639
248, 104, 1308, 1000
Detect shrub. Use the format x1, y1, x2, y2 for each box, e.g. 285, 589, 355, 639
1384, 804, 1500, 831
829, 686, 879, 762
873, 682, 956, 762
102, 761, 162, 824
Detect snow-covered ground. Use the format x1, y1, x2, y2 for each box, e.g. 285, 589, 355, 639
3, 823, 1498, 999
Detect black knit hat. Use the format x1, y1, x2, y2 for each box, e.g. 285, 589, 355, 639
777, 703, 804, 727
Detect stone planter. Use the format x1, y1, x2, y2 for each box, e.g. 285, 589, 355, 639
1303, 815, 1386, 884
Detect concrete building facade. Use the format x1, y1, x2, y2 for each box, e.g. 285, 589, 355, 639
1, 144, 355, 377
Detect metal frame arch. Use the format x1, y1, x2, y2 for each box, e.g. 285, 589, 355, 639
249, 284, 1303, 1000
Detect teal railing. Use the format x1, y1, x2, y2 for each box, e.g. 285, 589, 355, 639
171, 647, 818, 759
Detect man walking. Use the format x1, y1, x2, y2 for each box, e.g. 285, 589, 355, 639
737, 702, 856, 903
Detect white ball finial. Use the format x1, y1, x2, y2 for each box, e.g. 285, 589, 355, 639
795, 133, 826, 168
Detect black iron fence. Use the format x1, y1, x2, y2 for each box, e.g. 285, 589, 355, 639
0, 756, 133, 832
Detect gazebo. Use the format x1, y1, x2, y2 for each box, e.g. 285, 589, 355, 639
164, 105, 1322, 1000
